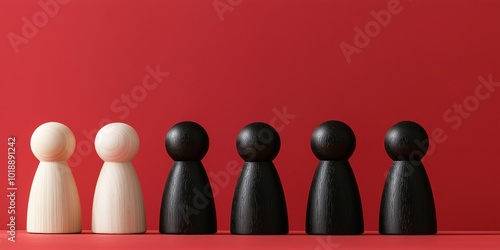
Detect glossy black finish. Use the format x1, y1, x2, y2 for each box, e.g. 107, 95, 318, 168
379, 121, 437, 235
306, 121, 364, 235
160, 121, 216, 234
231, 122, 288, 234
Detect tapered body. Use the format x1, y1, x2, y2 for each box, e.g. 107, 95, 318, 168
160, 161, 217, 234
306, 120, 363, 235
92, 162, 146, 234
379, 161, 437, 234
306, 160, 363, 234
380, 121, 437, 235
27, 161, 82, 233
28, 122, 81, 234
92, 122, 145, 234
231, 162, 288, 234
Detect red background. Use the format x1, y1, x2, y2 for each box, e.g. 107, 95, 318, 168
0, 0, 499, 232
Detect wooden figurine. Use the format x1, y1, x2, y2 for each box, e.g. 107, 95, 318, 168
231, 122, 288, 235
92, 122, 146, 234
379, 121, 437, 234
27, 122, 82, 233
160, 121, 217, 234
306, 120, 364, 235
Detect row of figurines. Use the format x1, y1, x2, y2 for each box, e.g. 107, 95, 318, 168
27, 120, 436, 235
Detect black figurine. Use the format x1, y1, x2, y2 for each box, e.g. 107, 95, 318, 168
230, 122, 289, 235
379, 121, 437, 235
159, 121, 217, 234
306, 120, 364, 235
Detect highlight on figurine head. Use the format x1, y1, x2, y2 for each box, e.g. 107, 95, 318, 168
95, 122, 140, 162
31, 122, 76, 162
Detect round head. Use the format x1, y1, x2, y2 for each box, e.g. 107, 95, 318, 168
384, 121, 428, 161
31, 122, 76, 161
165, 121, 209, 161
310, 120, 356, 160
237, 122, 280, 162
95, 123, 139, 162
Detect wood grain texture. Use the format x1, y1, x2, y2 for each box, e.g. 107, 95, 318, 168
306, 120, 364, 234
160, 121, 217, 234
26, 162, 82, 233
160, 161, 217, 234
27, 122, 81, 234
379, 161, 437, 234
92, 162, 146, 234
380, 121, 436, 235
231, 162, 289, 235
92, 123, 146, 234
231, 122, 288, 235
306, 161, 364, 235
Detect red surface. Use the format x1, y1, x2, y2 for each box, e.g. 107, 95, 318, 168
0, 0, 500, 233
2, 231, 500, 250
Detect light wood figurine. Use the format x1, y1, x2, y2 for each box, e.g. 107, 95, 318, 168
92, 122, 146, 234
27, 122, 82, 233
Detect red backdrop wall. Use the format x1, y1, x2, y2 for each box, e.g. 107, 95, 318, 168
1, 0, 499, 231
